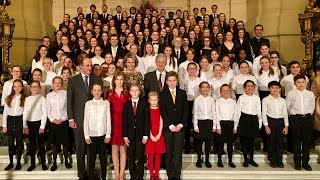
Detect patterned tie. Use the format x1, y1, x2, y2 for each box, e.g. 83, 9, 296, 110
158, 73, 163, 92
133, 101, 137, 116
171, 90, 176, 104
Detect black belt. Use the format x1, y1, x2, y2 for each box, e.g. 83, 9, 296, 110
292, 114, 311, 118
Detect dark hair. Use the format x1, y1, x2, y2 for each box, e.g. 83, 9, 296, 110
90, 4, 96, 9
258, 56, 275, 76
268, 81, 281, 88
34, 45, 48, 62
61, 66, 72, 76
220, 83, 231, 92
165, 71, 179, 81
164, 45, 176, 69
42, 36, 51, 41
111, 70, 128, 97
32, 68, 43, 77
243, 80, 255, 88
269, 51, 284, 79
260, 42, 270, 49
199, 81, 210, 88
187, 62, 197, 69
254, 24, 264, 30
238, 60, 249, 69
294, 74, 306, 82
288, 60, 300, 69
5, 79, 26, 108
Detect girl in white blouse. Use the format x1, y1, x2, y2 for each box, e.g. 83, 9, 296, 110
231, 61, 258, 100
91, 46, 105, 66
84, 84, 111, 180
221, 56, 235, 84
23, 81, 48, 171
256, 56, 279, 100
164, 45, 178, 73
198, 56, 212, 81
46, 77, 72, 171
215, 84, 238, 168
270, 51, 287, 80
2, 79, 26, 171
208, 64, 229, 100
237, 80, 262, 168
142, 42, 157, 74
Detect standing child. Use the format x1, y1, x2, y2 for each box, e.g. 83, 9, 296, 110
46, 76, 72, 171
84, 83, 111, 180
42, 57, 57, 86
145, 92, 166, 180
216, 84, 238, 168
286, 74, 315, 171
2, 79, 26, 170
61, 67, 72, 90
237, 80, 262, 168
23, 81, 48, 171
142, 42, 157, 74
123, 84, 150, 180
193, 81, 215, 168
208, 64, 229, 100
262, 81, 288, 168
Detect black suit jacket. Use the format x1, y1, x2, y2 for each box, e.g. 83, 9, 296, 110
67, 74, 103, 128
188, 40, 202, 63
99, 13, 110, 24
173, 47, 187, 65
86, 13, 93, 23
144, 70, 168, 96
248, 37, 270, 61
159, 87, 188, 132
105, 46, 128, 60
122, 99, 150, 142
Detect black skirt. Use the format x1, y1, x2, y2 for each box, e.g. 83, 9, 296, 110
237, 112, 259, 138
194, 120, 213, 140
6, 115, 23, 137
216, 120, 235, 143
48, 120, 69, 145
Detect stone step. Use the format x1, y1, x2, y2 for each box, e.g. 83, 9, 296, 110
0, 162, 320, 180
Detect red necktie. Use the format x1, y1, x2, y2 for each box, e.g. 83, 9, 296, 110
133, 102, 137, 116
118, 14, 121, 21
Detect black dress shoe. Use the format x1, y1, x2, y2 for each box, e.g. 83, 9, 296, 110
184, 148, 190, 154
228, 162, 236, 168
249, 160, 259, 167
277, 162, 284, 168
302, 164, 312, 171
270, 162, 277, 168
295, 165, 302, 170
217, 162, 224, 168
243, 161, 249, 167
4, 163, 13, 171
205, 161, 212, 168
51, 163, 57, 171
65, 162, 72, 169
196, 159, 202, 168
42, 164, 48, 171
15, 163, 22, 170
27, 165, 36, 172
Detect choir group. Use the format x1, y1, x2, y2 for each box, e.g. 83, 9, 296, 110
1, 3, 318, 180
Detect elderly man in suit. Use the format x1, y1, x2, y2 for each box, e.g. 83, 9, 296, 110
67, 57, 102, 180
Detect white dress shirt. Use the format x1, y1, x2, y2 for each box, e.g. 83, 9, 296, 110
2, 94, 24, 128
280, 74, 309, 97
272, 65, 287, 79
252, 55, 262, 75
256, 70, 279, 91
216, 97, 238, 129
43, 70, 57, 86
179, 77, 202, 101
83, 98, 111, 139
165, 57, 178, 73
178, 61, 199, 84
91, 56, 105, 66
208, 77, 229, 100
199, 70, 212, 81
231, 74, 258, 95
46, 90, 68, 122
1, 79, 27, 105
142, 55, 157, 74
193, 94, 216, 130
222, 68, 235, 83
23, 95, 47, 129
104, 76, 113, 89
286, 89, 315, 115
31, 58, 53, 72
262, 95, 289, 126
237, 93, 262, 128
232, 60, 253, 75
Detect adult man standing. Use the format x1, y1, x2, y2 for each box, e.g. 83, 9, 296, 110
249, 24, 270, 61
67, 58, 102, 180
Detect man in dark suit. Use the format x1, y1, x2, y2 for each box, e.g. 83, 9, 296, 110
99, 5, 110, 24
193, 7, 202, 23
160, 71, 188, 180
86, 4, 96, 23
172, 37, 186, 65
209, 4, 219, 26
74, 13, 85, 27
106, 34, 127, 60
67, 57, 102, 180
248, 24, 270, 62
129, 7, 137, 20
59, 14, 70, 30
188, 32, 202, 63
151, 31, 164, 54
113, 5, 123, 30
123, 85, 149, 180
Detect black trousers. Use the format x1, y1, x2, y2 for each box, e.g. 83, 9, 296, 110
7, 116, 23, 164
74, 127, 87, 178
127, 137, 145, 180
164, 130, 184, 179
259, 90, 270, 151
195, 138, 211, 161
27, 121, 46, 165
185, 101, 194, 150
239, 136, 255, 162
266, 116, 285, 164
88, 136, 107, 180
289, 114, 313, 165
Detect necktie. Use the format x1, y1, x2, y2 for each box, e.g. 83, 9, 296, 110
176, 50, 180, 60
118, 14, 121, 21
158, 73, 163, 91
153, 42, 159, 45
133, 101, 137, 116
171, 90, 176, 104
84, 75, 89, 92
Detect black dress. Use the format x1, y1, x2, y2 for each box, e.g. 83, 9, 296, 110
7, 115, 23, 137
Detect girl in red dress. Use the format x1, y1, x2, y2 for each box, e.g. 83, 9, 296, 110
107, 71, 129, 180
145, 92, 166, 180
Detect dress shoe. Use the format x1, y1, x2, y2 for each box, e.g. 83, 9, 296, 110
4, 163, 13, 171
302, 164, 312, 171
270, 162, 277, 168
277, 162, 284, 168
243, 161, 249, 167
217, 162, 224, 168
228, 162, 236, 168
15, 163, 22, 170
249, 160, 259, 167
65, 162, 72, 169
42, 164, 48, 170
27, 165, 36, 172
196, 159, 202, 168
294, 165, 302, 170
51, 163, 57, 171
205, 161, 212, 168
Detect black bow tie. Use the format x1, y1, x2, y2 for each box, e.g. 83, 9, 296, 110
153, 42, 159, 45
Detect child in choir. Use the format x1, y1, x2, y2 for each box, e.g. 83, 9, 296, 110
193, 81, 215, 168
61, 67, 72, 90
142, 42, 157, 74
231, 61, 257, 99
46, 76, 72, 171
280, 61, 308, 97
42, 57, 57, 86
286, 74, 315, 171
232, 50, 253, 75
91, 46, 105, 65
84, 84, 111, 180
198, 56, 212, 81
178, 48, 199, 83
221, 56, 235, 84
164, 45, 178, 73
108, 71, 129, 180
179, 62, 203, 153
252, 43, 270, 75
123, 84, 150, 180
29, 68, 50, 96
237, 80, 262, 168
262, 81, 288, 168
256, 56, 279, 100
1, 65, 27, 106
105, 53, 114, 64
2, 79, 26, 170
23, 81, 48, 171
145, 92, 166, 179
270, 51, 287, 80
208, 64, 229, 100
216, 84, 238, 168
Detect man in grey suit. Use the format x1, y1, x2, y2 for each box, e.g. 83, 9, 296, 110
67, 58, 102, 180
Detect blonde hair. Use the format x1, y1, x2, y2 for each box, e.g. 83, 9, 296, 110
42, 57, 52, 65
148, 91, 159, 100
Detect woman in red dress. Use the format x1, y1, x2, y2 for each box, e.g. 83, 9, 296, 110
145, 92, 166, 180
107, 71, 129, 180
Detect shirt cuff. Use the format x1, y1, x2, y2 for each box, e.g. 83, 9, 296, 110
85, 136, 90, 140
105, 134, 111, 138
143, 136, 148, 140
178, 124, 183, 128
194, 126, 199, 130
169, 124, 175, 130
69, 119, 74, 122
40, 124, 46, 129
123, 137, 128, 140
